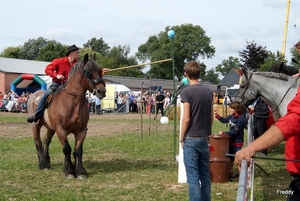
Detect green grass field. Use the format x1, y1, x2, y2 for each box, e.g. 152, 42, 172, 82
0, 113, 291, 201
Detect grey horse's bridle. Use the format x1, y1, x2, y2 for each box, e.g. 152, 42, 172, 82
235, 73, 255, 105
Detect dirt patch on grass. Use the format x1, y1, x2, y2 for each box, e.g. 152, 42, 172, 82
0, 112, 173, 138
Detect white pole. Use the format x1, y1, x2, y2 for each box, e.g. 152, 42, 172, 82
177, 102, 187, 183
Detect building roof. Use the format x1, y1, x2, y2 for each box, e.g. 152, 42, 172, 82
103, 76, 218, 92
0, 57, 49, 75
104, 75, 182, 91
218, 68, 240, 86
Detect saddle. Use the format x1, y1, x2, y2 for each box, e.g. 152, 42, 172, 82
34, 86, 62, 108
34, 93, 54, 108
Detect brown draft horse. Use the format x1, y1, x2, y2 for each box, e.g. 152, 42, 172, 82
27, 54, 106, 179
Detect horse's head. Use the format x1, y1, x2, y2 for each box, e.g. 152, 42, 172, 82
82, 54, 106, 99
235, 68, 259, 107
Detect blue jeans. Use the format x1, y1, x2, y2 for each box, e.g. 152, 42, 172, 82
35, 82, 60, 117
183, 138, 211, 201
228, 145, 242, 161
117, 103, 124, 112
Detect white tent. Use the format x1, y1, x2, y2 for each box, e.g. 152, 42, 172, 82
106, 84, 131, 93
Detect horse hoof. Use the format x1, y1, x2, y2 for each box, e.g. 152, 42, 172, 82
66, 174, 75, 179
77, 175, 88, 180
43, 168, 50, 172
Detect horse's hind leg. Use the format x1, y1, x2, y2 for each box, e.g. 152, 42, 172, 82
42, 129, 55, 170
32, 123, 51, 170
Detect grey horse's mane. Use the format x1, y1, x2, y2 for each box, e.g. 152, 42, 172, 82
255, 72, 290, 81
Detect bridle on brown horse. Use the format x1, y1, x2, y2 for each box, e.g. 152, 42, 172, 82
63, 61, 106, 97
81, 68, 105, 89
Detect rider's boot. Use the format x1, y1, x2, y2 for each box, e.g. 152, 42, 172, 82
26, 115, 39, 123
26, 110, 42, 123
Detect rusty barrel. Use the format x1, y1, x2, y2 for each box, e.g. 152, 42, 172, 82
209, 134, 231, 183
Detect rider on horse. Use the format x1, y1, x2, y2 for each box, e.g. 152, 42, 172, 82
26, 44, 80, 123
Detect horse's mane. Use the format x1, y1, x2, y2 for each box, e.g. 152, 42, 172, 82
68, 59, 100, 78
255, 71, 290, 81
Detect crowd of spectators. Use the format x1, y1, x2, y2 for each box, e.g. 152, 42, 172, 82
127, 90, 173, 114
0, 89, 174, 115
0, 90, 30, 113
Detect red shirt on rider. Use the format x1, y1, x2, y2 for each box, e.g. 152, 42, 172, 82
45, 57, 78, 84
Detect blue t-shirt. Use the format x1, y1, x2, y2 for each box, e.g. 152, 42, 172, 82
129, 95, 135, 104
95, 97, 101, 105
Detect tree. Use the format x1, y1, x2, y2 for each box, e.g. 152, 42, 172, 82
37, 41, 68, 61
199, 62, 207, 79
80, 44, 144, 78
136, 23, 215, 80
215, 56, 240, 76
259, 51, 286, 72
106, 45, 144, 77
239, 40, 269, 71
79, 48, 115, 71
19, 37, 48, 60
202, 68, 220, 84
83, 37, 110, 56
0, 46, 22, 58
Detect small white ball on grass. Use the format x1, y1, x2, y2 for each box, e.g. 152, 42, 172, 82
160, 116, 169, 124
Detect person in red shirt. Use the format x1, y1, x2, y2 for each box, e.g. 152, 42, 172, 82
27, 44, 80, 123
235, 41, 300, 200
235, 92, 300, 200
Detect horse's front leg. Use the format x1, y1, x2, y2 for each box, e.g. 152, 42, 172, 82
57, 133, 75, 179
64, 141, 76, 178
74, 128, 88, 179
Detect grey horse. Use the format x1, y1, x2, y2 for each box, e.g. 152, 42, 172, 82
235, 69, 300, 121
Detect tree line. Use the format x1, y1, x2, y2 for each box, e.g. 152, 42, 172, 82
1, 23, 299, 84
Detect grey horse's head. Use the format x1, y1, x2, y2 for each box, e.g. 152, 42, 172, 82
235, 69, 259, 107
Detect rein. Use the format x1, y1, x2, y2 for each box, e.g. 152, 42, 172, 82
63, 85, 86, 97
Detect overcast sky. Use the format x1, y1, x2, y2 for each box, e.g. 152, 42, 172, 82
1, 0, 300, 71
